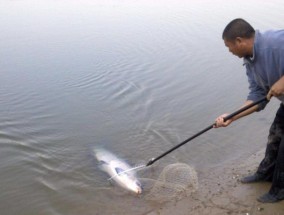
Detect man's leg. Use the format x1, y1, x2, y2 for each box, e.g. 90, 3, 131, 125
241, 104, 284, 183
258, 133, 284, 203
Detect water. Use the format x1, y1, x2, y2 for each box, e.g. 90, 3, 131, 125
0, 0, 283, 214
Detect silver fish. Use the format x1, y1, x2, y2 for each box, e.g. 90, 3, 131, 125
94, 149, 142, 194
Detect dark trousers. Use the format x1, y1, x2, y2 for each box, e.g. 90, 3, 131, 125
257, 103, 284, 197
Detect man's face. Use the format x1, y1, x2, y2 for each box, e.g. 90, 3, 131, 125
224, 39, 245, 58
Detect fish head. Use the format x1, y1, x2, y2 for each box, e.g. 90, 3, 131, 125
126, 179, 143, 194
115, 167, 143, 194
94, 148, 143, 194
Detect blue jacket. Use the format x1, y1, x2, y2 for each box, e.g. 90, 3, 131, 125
244, 30, 284, 110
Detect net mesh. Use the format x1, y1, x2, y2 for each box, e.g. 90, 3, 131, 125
142, 163, 198, 203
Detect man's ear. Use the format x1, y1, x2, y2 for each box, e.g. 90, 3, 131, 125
235, 37, 243, 45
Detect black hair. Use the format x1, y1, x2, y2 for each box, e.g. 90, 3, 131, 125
222, 18, 255, 41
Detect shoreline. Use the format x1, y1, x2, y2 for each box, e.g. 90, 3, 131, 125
147, 148, 284, 215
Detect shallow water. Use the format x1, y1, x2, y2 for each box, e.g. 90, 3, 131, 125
0, 0, 284, 214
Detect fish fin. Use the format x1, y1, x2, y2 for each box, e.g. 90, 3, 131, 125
115, 167, 125, 175
108, 169, 124, 181
98, 160, 108, 166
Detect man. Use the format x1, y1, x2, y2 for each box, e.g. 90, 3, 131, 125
215, 18, 284, 203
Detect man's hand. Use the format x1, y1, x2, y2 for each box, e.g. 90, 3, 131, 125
267, 76, 284, 100
214, 113, 233, 128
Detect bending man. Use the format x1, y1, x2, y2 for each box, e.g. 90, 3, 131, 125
215, 18, 284, 203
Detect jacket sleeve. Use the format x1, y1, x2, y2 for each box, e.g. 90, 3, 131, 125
246, 69, 269, 111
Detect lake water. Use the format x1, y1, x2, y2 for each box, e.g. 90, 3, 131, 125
1, 0, 284, 214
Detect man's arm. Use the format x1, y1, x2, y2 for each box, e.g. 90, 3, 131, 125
214, 100, 258, 128
267, 76, 284, 99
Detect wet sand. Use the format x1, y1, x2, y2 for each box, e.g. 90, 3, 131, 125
147, 148, 284, 215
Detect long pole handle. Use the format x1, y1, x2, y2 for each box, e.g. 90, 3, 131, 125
146, 97, 268, 166
223, 97, 267, 122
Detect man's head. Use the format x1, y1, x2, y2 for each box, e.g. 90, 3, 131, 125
222, 18, 255, 58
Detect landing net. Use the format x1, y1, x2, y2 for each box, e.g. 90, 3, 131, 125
141, 163, 198, 203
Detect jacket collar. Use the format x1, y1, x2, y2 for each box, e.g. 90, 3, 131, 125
243, 30, 259, 65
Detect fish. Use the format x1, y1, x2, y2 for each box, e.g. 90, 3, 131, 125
94, 148, 142, 194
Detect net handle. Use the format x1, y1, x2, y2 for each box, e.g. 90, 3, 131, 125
146, 97, 268, 166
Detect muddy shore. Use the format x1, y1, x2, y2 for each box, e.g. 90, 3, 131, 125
147, 148, 284, 215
